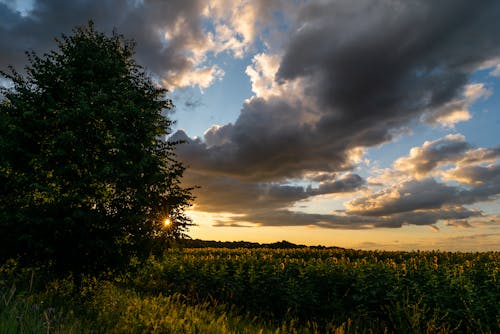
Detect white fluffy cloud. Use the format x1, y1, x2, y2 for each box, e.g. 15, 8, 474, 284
394, 134, 470, 179
423, 83, 492, 127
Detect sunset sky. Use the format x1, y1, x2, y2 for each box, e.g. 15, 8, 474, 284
1, 0, 499, 251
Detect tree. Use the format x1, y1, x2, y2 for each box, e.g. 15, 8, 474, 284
0, 22, 193, 272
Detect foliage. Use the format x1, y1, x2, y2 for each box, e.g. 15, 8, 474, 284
130, 248, 500, 333
0, 262, 320, 334
1, 249, 499, 333
0, 22, 193, 273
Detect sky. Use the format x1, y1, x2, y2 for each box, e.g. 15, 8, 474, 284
1, 0, 500, 251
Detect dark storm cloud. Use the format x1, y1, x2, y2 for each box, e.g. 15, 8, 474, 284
175, 0, 500, 182
278, 0, 500, 127
347, 179, 462, 216
313, 174, 364, 195
212, 206, 481, 229
0, 0, 214, 88
212, 210, 377, 229
173, 96, 360, 181
462, 170, 500, 203
172, 0, 500, 229
183, 169, 364, 214
0, 0, 114, 70
392, 208, 481, 227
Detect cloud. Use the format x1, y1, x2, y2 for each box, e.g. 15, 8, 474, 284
245, 53, 283, 98
344, 133, 499, 224
3, 1, 500, 231
165, 66, 225, 90
175, 0, 500, 182
491, 66, 500, 77
346, 178, 462, 216
389, 134, 500, 181
278, 0, 500, 133
394, 134, 471, 179
313, 174, 365, 195
205, 0, 284, 57
479, 57, 500, 77
433, 233, 500, 251
446, 220, 472, 228
423, 83, 492, 127
213, 210, 377, 229
172, 94, 357, 182
356, 232, 500, 251
443, 164, 500, 185
0, 0, 287, 91
245, 53, 309, 100
174, 1, 500, 229
212, 206, 482, 230
455, 146, 500, 165
0, 0, 212, 89
391, 207, 481, 227
183, 169, 364, 215
346, 173, 499, 218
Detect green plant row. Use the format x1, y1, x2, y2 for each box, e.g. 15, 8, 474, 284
129, 248, 500, 333
1, 248, 499, 333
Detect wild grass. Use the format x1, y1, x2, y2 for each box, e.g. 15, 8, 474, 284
1, 248, 499, 333
0, 276, 336, 333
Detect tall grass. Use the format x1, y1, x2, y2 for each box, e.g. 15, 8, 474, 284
1, 275, 344, 333
1, 248, 499, 333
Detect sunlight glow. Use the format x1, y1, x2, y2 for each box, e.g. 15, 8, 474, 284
164, 217, 172, 228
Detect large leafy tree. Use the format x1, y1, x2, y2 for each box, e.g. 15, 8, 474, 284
0, 22, 193, 272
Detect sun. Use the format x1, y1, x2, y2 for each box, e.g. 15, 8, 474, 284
163, 217, 172, 228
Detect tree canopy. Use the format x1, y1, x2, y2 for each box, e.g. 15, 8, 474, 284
0, 22, 193, 272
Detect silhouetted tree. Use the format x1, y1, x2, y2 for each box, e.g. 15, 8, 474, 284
0, 22, 193, 272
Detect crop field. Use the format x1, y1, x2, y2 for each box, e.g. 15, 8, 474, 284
1, 247, 499, 333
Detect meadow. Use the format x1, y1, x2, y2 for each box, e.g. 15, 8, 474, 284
1, 246, 499, 333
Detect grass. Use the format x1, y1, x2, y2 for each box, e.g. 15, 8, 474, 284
1, 248, 499, 333
1, 278, 344, 333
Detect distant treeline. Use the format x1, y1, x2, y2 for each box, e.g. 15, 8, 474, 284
176, 238, 342, 250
